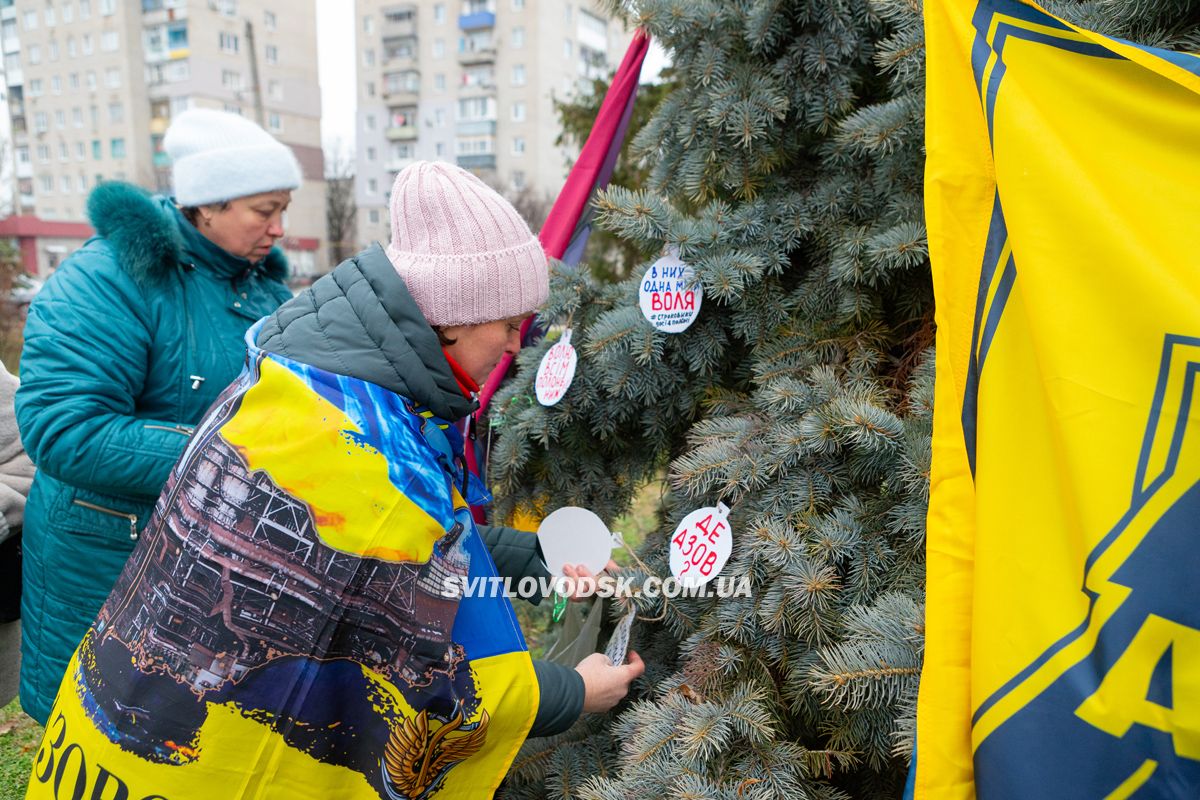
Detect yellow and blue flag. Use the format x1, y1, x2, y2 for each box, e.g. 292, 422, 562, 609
26, 332, 537, 800
920, 1, 1200, 797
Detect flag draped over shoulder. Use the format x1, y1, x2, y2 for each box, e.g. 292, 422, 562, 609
919, 1, 1200, 798
27, 332, 537, 800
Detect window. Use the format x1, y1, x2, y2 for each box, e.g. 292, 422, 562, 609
223, 103, 241, 114
433, 38, 444, 58
75, 142, 85, 160
456, 96, 495, 121
434, 73, 445, 91
265, 44, 277, 64
221, 69, 242, 89
165, 60, 189, 82
365, 113, 375, 131
48, 41, 59, 61
167, 24, 187, 49
219, 31, 238, 53
364, 48, 374, 67
512, 170, 525, 190
89, 105, 97, 126
366, 81, 375, 97
79, 0, 90, 18
81, 33, 92, 54
268, 79, 283, 101
61, 176, 72, 193
368, 178, 377, 193
433, 3, 445, 23
511, 101, 526, 122
85, 70, 96, 90
28, 44, 41, 64
564, 39, 573, 58
45, 7, 55, 25
59, 142, 68, 160
511, 26, 524, 48
268, 112, 281, 132
91, 139, 101, 159
435, 141, 446, 157
69, 72, 78, 90
564, 3, 572, 23
366, 147, 376, 162
170, 95, 191, 115
511, 64, 525, 86
37, 145, 50, 162
368, 209, 379, 224
51, 75, 62, 94
15, 147, 29, 165
34, 112, 48, 133
63, 3, 74, 23
23, 11, 37, 30
55, 110, 65, 129
28, 79, 43, 97
100, 30, 118, 51
512, 136, 525, 155
73, 107, 83, 126
110, 138, 125, 158
512, 0, 524, 9
363, 15, 372, 34
40, 175, 54, 192
105, 67, 120, 88
108, 102, 122, 123
67, 37, 77, 57
99, 0, 115, 15
264, 10, 276, 31
434, 108, 445, 126
79, 174, 88, 192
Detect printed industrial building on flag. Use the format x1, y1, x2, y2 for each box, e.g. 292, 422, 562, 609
918, 1, 1200, 798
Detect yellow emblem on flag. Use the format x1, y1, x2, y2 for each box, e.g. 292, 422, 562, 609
920, 1, 1200, 797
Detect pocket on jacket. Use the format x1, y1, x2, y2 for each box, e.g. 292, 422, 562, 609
59, 489, 146, 546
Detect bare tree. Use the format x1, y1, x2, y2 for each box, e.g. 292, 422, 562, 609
324, 138, 357, 267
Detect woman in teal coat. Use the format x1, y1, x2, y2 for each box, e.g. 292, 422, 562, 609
14, 109, 302, 724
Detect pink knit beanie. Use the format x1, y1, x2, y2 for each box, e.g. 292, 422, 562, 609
385, 161, 549, 326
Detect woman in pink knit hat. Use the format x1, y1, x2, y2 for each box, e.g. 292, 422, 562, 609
27, 161, 640, 799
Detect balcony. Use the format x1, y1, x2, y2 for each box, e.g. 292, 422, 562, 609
455, 119, 496, 136
153, 151, 171, 167
5, 67, 20, 87
19, 194, 34, 209
458, 79, 496, 95
387, 157, 415, 173
458, 11, 495, 31
457, 46, 496, 66
457, 154, 496, 171
381, 6, 417, 38
385, 125, 418, 141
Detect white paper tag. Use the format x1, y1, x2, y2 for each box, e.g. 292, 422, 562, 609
668, 502, 732, 587
638, 253, 702, 333
604, 608, 636, 666
535, 329, 578, 406
536, 506, 613, 576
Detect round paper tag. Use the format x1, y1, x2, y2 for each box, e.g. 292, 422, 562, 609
669, 502, 732, 587
639, 254, 702, 333
535, 329, 577, 406
537, 506, 613, 576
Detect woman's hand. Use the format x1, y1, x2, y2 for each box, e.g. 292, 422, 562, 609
561, 560, 620, 601
575, 650, 646, 714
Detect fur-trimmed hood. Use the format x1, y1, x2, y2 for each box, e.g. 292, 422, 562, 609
86, 181, 288, 286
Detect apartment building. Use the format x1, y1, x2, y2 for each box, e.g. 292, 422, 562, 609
0, 0, 327, 276
354, 0, 632, 248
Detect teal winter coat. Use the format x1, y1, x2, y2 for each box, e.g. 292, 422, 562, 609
14, 182, 292, 724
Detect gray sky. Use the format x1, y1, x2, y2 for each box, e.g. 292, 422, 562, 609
314, 0, 667, 161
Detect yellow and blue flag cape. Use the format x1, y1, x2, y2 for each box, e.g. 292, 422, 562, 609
920, 1, 1200, 797
27, 332, 537, 799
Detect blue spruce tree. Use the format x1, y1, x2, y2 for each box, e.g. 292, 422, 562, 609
490, 1, 1191, 797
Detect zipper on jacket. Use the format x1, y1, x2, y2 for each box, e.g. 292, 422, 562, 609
72, 499, 140, 541
143, 423, 195, 436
